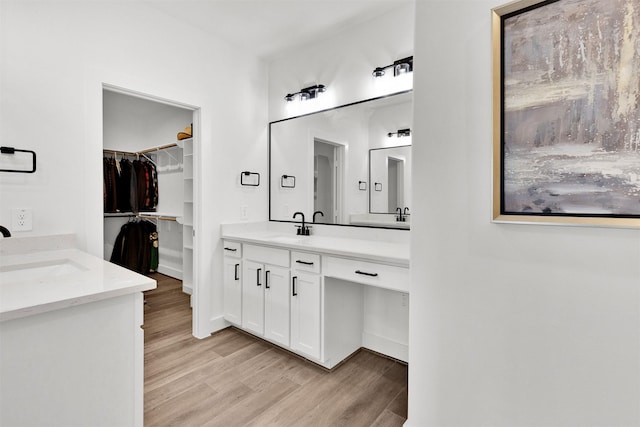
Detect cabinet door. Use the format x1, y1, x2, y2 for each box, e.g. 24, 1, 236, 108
264, 266, 291, 347
223, 257, 242, 325
290, 272, 321, 360
242, 260, 264, 336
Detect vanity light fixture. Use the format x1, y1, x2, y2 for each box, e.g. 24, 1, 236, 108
284, 84, 327, 102
387, 128, 411, 138
372, 56, 414, 78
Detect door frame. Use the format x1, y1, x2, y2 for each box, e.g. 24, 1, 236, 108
308, 129, 346, 224
99, 83, 201, 337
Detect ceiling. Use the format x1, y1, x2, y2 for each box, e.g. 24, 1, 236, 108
146, 0, 414, 60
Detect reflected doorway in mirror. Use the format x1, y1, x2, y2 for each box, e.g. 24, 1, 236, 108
314, 139, 344, 224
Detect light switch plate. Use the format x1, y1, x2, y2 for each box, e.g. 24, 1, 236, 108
12, 208, 33, 231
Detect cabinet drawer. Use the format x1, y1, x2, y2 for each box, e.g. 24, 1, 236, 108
291, 251, 320, 274
244, 244, 290, 267
222, 240, 242, 258
323, 256, 409, 292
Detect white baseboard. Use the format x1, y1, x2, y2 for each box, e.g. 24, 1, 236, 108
362, 331, 408, 363
209, 315, 230, 334
157, 264, 182, 280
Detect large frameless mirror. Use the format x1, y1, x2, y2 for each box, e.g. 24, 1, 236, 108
269, 90, 412, 229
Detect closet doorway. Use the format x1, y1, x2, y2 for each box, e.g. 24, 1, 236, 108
102, 86, 198, 310
313, 138, 344, 224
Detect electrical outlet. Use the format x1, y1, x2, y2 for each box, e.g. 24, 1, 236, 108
11, 208, 33, 231
240, 205, 248, 220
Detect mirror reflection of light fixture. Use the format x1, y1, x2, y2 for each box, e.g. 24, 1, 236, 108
372, 56, 413, 78
284, 84, 327, 102
387, 128, 411, 138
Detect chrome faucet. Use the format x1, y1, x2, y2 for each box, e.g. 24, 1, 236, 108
313, 210, 324, 223
0, 225, 11, 237
293, 212, 310, 235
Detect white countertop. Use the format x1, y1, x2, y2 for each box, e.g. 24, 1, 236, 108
221, 229, 409, 267
0, 235, 156, 321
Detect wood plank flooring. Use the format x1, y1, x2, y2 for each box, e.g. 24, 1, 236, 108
143, 273, 408, 426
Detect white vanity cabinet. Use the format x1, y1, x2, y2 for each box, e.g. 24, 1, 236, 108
290, 251, 322, 360
221, 233, 409, 368
263, 265, 291, 347
323, 256, 410, 293
242, 260, 266, 335
222, 241, 242, 326
241, 245, 290, 341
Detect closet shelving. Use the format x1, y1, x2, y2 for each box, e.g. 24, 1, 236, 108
104, 140, 190, 285
103, 143, 184, 220
180, 137, 194, 294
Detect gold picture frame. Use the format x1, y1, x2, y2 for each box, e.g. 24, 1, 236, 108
492, 0, 640, 228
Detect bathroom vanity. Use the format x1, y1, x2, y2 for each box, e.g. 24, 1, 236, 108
231, 89, 413, 368
0, 234, 155, 427
222, 223, 409, 368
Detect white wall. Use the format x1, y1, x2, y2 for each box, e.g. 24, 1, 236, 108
0, 1, 268, 338
103, 90, 193, 153
268, 4, 414, 122
408, 1, 640, 426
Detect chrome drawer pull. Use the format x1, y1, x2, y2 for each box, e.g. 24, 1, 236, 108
355, 270, 378, 277
296, 260, 314, 266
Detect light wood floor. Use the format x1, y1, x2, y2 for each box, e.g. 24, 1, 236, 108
143, 273, 408, 426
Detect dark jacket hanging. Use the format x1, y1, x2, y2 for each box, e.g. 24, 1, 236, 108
110, 219, 158, 274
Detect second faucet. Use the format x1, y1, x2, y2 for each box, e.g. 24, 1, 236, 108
293, 212, 310, 235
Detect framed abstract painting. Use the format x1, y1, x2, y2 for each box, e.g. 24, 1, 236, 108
492, 0, 640, 227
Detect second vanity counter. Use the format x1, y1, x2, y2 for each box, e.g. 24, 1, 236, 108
221, 229, 409, 266
222, 225, 409, 267
221, 222, 410, 368
221, 227, 409, 293
0, 234, 155, 427
0, 234, 156, 321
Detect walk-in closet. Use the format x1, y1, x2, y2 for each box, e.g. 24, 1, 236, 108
102, 89, 195, 295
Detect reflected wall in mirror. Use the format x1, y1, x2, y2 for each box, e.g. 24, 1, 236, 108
270, 90, 412, 229
369, 145, 411, 215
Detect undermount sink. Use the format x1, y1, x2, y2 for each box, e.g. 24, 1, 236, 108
0, 259, 88, 283
268, 235, 309, 244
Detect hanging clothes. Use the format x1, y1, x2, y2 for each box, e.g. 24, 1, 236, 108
110, 219, 159, 274
116, 158, 134, 213
103, 155, 157, 213
132, 159, 158, 212
103, 157, 118, 213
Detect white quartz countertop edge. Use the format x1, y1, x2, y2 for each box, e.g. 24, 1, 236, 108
0, 248, 156, 322
221, 231, 410, 267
